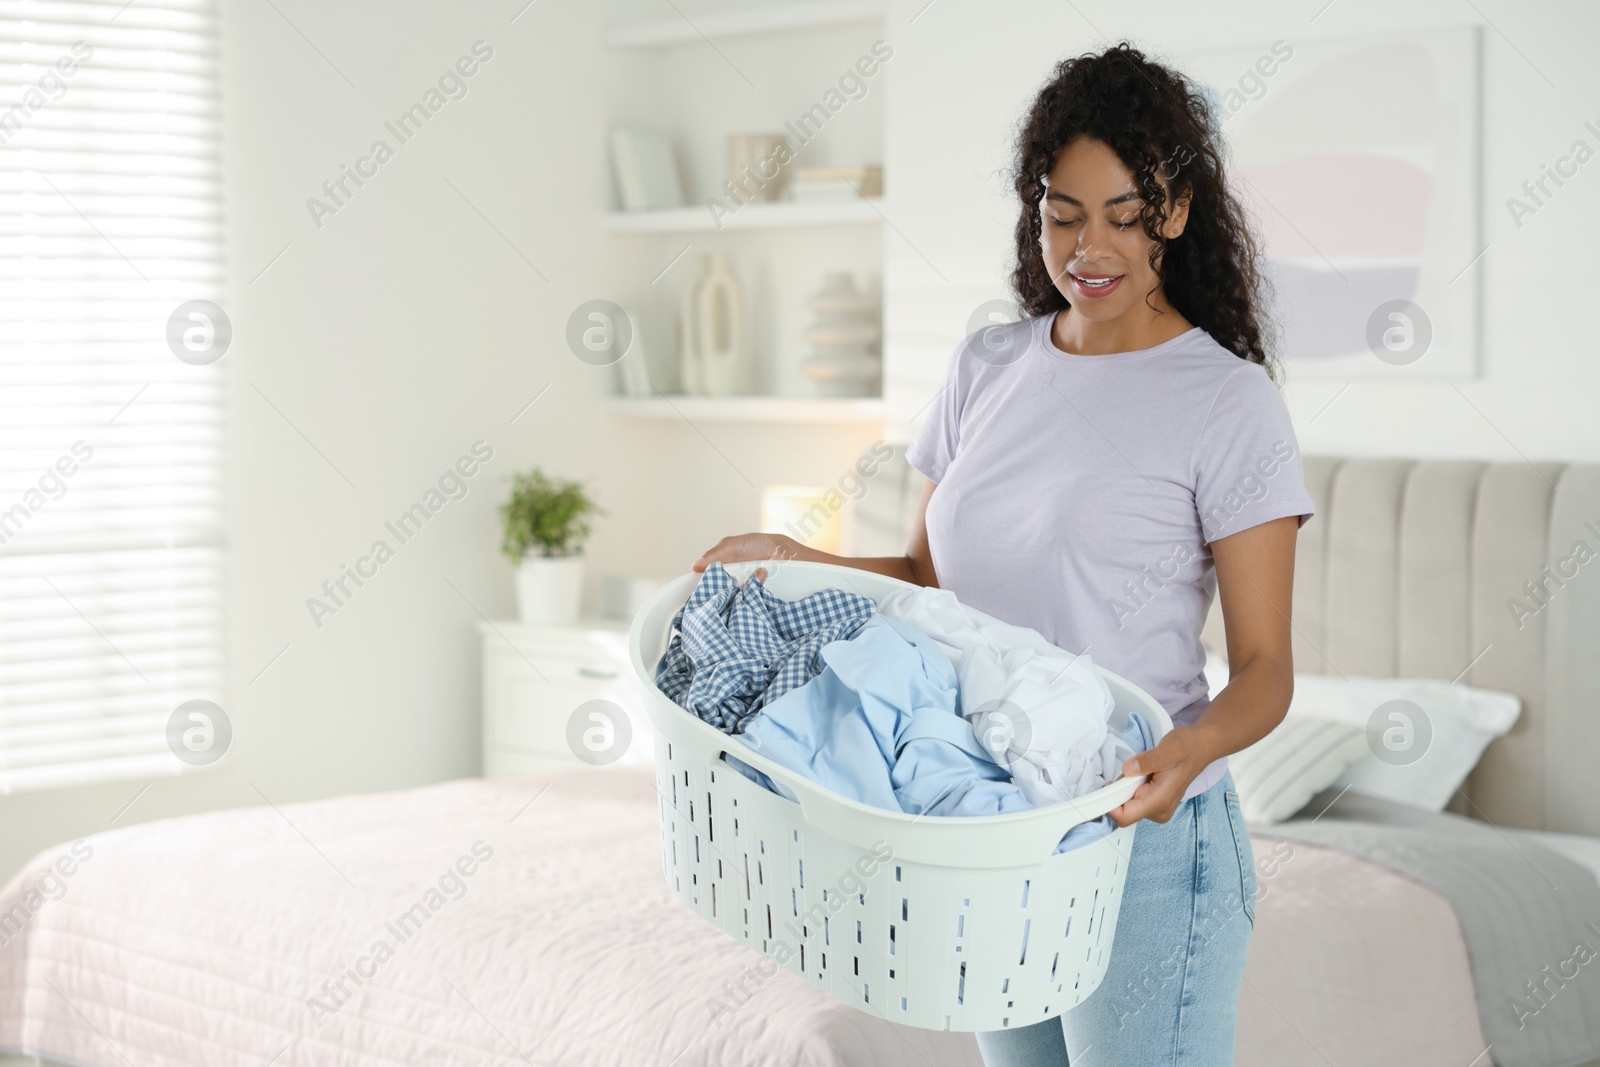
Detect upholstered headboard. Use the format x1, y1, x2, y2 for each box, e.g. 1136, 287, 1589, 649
1201, 457, 1600, 837
867, 450, 1600, 835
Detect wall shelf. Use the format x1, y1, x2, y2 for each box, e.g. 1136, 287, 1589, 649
605, 197, 883, 234
605, 0, 885, 49
608, 395, 885, 423
603, 0, 888, 426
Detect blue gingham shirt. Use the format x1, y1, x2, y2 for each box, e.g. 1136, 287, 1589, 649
654, 561, 876, 733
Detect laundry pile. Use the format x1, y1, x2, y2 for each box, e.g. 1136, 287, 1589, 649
652, 563, 1152, 853
654, 559, 875, 733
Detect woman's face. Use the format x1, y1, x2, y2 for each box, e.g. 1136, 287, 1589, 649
1038, 135, 1189, 323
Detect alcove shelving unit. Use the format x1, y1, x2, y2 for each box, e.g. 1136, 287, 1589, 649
601, 0, 888, 424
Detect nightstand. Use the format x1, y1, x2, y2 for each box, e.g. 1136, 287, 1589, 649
476, 618, 654, 778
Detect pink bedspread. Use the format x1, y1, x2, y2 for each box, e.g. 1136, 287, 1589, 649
0, 768, 980, 1067
0, 768, 1490, 1066
1239, 833, 1489, 1066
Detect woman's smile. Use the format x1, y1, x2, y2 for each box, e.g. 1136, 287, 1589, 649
1068, 270, 1125, 298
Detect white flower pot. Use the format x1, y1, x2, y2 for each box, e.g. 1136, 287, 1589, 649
514, 555, 585, 625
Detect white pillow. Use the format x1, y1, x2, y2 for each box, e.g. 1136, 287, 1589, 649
1204, 648, 1521, 812
1227, 717, 1370, 824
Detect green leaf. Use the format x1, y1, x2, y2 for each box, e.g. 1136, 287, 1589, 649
499, 468, 605, 561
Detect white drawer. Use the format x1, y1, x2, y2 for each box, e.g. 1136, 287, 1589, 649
502, 652, 628, 687
482, 647, 651, 770
477, 621, 630, 668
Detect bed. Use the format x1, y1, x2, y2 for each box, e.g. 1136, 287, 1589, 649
3, 455, 1599, 1067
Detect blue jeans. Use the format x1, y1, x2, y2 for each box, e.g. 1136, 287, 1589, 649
976, 771, 1255, 1066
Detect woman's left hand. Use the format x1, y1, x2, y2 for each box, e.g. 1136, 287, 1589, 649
1107, 725, 1217, 827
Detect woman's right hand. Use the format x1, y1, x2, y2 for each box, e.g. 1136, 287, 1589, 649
692, 532, 804, 574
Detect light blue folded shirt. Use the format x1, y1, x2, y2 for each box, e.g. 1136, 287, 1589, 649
723, 614, 1153, 854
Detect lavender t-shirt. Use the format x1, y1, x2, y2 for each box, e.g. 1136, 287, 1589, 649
905, 310, 1315, 801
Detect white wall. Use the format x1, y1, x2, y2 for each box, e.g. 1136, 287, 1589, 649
5, 0, 1596, 881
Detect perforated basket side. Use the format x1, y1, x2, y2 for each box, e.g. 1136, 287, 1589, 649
653, 724, 1139, 1033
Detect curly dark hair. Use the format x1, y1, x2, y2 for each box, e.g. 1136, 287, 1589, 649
1008, 42, 1279, 381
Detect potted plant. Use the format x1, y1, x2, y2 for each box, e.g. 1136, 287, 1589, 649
500, 469, 603, 625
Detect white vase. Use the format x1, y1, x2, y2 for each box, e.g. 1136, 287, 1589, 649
679, 256, 709, 395
514, 555, 585, 625
696, 251, 747, 396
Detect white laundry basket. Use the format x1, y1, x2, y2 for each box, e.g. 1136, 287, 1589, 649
628, 559, 1173, 1033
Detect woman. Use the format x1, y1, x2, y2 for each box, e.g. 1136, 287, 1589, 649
692, 42, 1313, 1066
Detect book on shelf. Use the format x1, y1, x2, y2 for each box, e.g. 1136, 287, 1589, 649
788, 164, 883, 201
610, 128, 684, 212
793, 164, 882, 182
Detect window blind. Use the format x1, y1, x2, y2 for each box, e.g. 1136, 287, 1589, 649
0, 0, 227, 793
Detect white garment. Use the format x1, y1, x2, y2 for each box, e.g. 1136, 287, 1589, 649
875, 585, 1133, 806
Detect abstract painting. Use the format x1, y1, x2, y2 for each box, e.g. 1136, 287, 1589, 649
1186, 26, 1482, 379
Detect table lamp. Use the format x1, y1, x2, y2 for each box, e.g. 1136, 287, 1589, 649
759, 484, 842, 555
